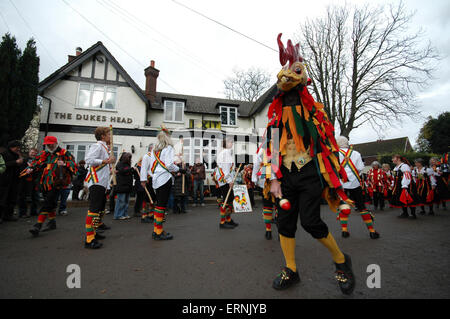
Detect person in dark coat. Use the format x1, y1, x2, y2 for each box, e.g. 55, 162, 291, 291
17, 148, 40, 217
192, 157, 206, 206
172, 160, 191, 214
0, 141, 24, 223
72, 160, 88, 200
113, 152, 133, 220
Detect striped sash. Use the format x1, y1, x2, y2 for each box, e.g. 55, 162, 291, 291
151, 150, 170, 174
85, 163, 108, 183
339, 147, 361, 183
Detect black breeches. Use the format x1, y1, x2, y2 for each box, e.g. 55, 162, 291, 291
277, 161, 328, 239
219, 184, 234, 206
155, 180, 172, 207
345, 187, 367, 211
89, 185, 107, 213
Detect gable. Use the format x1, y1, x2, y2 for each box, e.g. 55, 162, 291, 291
39, 42, 148, 106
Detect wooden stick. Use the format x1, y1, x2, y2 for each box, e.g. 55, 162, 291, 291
222, 163, 243, 209
134, 167, 154, 204
110, 125, 117, 186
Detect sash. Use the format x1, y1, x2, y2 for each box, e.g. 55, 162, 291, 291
85, 163, 108, 183
339, 147, 361, 183
151, 150, 170, 174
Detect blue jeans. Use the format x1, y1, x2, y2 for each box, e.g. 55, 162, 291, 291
58, 188, 71, 213
114, 193, 129, 219
193, 180, 204, 204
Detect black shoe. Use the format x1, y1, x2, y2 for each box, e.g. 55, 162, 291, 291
272, 267, 300, 290
370, 231, 380, 239
409, 214, 417, 220
29, 223, 42, 237
228, 219, 239, 227
219, 222, 235, 229
85, 239, 103, 249
95, 233, 106, 240
335, 253, 355, 295
428, 211, 435, 216
380, 207, 384, 211
152, 231, 173, 240
42, 220, 56, 232
265, 231, 272, 240
342, 231, 350, 238
97, 223, 111, 230
419, 210, 426, 215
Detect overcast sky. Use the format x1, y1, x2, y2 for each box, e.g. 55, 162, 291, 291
1, 0, 449, 146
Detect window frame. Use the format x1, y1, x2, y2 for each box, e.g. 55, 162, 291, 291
76, 83, 117, 111
65, 142, 119, 163
163, 100, 185, 123
219, 106, 238, 127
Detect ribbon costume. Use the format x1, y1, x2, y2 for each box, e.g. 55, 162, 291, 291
27, 136, 77, 237
262, 34, 355, 294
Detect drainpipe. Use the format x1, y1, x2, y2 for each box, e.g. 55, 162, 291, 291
41, 94, 52, 137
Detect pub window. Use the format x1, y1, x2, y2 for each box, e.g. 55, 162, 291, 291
164, 100, 184, 123
65, 143, 119, 163
77, 83, 117, 110
220, 106, 237, 126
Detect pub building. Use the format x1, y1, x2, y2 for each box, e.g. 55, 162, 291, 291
37, 42, 276, 180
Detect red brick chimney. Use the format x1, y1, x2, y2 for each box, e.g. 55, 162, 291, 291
145, 60, 159, 103
68, 47, 83, 63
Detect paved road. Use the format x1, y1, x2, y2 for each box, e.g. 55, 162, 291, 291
0, 201, 449, 299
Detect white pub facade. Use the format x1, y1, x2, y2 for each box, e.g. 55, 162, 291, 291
38, 42, 276, 175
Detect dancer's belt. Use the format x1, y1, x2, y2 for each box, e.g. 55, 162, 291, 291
282, 139, 312, 171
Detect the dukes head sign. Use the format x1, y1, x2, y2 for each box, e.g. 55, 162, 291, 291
54, 112, 133, 124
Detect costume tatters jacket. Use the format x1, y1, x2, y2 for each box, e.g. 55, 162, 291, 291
261, 84, 351, 211
28, 147, 77, 191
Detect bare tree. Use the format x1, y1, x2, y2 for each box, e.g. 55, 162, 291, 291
298, 1, 439, 138
223, 67, 271, 102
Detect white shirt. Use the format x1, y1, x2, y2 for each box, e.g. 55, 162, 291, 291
413, 166, 437, 187
252, 148, 266, 189
215, 148, 235, 187
142, 145, 179, 190
394, 163, 413, 189
85, 141, 110, 189
339, 148, 365, 190
140, 152, 153, 182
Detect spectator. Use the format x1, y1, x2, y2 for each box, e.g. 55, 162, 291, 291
113, 152, 133, 220
57, 182, 71, 216
72, 160, 88, 200
243, 164, 256, 207
0, 141, 24, 223
172, 159, 191, 214
17, 148, 40, 218
133, 157, 145, 217
192, 157, 206, 207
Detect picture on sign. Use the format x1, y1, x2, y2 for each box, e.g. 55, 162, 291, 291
232, 184, 252, 213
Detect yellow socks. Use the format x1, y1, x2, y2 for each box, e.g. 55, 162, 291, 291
279, 234, 297, 272
318, 233, 345, 264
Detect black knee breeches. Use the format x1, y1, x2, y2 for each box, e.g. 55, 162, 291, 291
277, 161, 328, 239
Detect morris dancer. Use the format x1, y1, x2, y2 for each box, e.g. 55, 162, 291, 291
214, 137, 239, 229
26, 136, 77, 237
252, 146, 276, 240
430, 157, 449, 210
141, 128, 180, 240
336, 137, 380, 239
368, 161, 386, 211
390, 155, 419, 219
264, 34, 356, 295
84, 127, 115, 249
139, 145, 156, 223
412, 158, 435, 215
